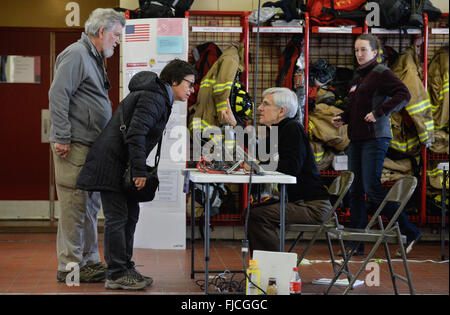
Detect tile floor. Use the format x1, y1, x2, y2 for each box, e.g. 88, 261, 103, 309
0, 233, 448, 295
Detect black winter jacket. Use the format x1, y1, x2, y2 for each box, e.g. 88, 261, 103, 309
76, 71, 174, 192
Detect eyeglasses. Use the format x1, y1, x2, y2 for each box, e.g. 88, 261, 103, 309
183, 79, 195, 89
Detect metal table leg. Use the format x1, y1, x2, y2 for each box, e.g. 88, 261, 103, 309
190, 181, 195, 279
189, 181, 243, 282
280, 184, 286, 252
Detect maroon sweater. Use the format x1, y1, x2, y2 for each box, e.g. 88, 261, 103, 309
339, 58, 411, 141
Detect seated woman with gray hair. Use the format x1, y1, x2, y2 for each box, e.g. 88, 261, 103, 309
247, 87, 332, 253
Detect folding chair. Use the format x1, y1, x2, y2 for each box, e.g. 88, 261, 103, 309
287, 171, 354, 268
325, 175, 418, 295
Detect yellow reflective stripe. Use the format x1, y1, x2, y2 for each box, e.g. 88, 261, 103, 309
200, 78, 216, 88
201, 119, 212, 129
435, 123, 449, 130
313, 151, 324, 162
406, 137, 420, 148
443, 73, 449, 82
439, 82, 449, 100
201, 79, 216, 84
427, 168, 441, 176
390, 137, 420, 152
188, 118, 212, 131
405, 99, 431, 115
213, 82, 233, 93
425, 120, 434, 131
389, 140, 406, 151
189, 119, 202, 131
418, 131, 429, 142
216, 101, 228, 112
308, 121, 316, 140
213, 86, 233, 93
225, 140, 235, 149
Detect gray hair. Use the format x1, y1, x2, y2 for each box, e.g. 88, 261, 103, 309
262, 87, 298, 119
85, 8, 125, 38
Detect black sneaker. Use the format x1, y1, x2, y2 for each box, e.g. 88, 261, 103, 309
105, 270, 147, 290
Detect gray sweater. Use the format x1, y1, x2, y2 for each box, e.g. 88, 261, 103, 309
49, 33, 112, 145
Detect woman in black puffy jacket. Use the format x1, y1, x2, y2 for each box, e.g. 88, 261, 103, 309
77, 59, 195, 290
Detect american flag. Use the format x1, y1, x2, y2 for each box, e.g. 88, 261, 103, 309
125, 24, 150, 42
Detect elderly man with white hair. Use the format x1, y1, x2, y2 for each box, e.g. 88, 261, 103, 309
247, 87, 332, 253
49, 8, 125, 283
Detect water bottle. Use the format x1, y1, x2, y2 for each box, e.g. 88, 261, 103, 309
289, 267, 302, 295
246, 259, 260, 295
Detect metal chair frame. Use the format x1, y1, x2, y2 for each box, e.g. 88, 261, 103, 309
325, 175, 418, 295
287, 171, 355, 278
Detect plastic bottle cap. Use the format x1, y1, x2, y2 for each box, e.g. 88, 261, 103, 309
249, 259, 258, 266
293, 267, 298, 271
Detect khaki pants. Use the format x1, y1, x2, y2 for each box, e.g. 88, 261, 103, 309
247, 199, 332, 253
51, 142, 101, 272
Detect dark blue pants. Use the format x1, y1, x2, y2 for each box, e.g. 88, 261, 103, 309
347, 138, 420, 249
101, 191, 140, 280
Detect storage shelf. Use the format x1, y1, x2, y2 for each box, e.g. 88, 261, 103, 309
431, 28, 449, 35
186, 11, 449, 227
191, 26, 243, 33
312, 26, 362, 34
370, 28, 422, 34
252, 26, 303, 33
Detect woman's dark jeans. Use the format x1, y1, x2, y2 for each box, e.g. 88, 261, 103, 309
347, 138, 421, 252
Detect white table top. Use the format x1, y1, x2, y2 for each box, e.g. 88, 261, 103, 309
181, 168, 296, 184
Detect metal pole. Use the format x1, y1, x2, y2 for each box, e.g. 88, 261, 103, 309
204, 183, 210, 294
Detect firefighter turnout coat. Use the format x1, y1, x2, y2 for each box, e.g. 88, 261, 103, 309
389, 46, 434, 155
189, 43, 245, 134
